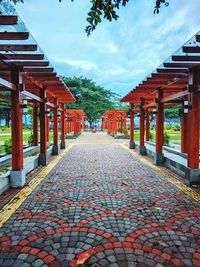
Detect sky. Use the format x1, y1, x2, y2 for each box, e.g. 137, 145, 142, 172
15, 0, 200, 97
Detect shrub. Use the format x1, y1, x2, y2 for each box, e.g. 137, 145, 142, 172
28, 132, 34, 146
4, 138, 12, 154
172, 124, 181, 131
150, 131, 154, 141
164, 124, 171, 131
164, 131, 170, 146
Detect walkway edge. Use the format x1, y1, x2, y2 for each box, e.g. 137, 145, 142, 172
119, 143, 200, 202
0, 144, 74, 228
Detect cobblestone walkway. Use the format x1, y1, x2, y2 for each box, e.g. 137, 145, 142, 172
0, 138, 200, 266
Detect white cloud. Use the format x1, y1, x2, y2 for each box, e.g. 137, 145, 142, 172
57, 59, 98, 72
16, 0, 200, 96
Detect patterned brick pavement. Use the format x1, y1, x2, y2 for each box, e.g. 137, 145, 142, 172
0, 142, 200, 267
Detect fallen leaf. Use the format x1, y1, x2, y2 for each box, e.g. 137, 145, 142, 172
76, 252, 91, 265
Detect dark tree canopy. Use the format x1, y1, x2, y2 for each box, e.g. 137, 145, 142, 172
62, 76, 119, 127
8, 0, 169, 35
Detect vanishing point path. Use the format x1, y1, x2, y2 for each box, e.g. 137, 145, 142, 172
0, 132, 200, 267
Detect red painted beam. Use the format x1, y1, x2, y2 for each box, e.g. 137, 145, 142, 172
11, 61, 49, 67
160, 90, 189, 103
21, 90, 43, 102
24, 67, 53, 72
164, 62, 200, 68
183, 46, 200, 53
0, 93, 10, 101
0, 77, 16, 90
29, 72, 57, 77
0, 32, 29, 40
172, 55, 200, 61
0, 16, 18, 25
157, 68, 188, 73
0, 54, 44, 60
0, 44, 37, 51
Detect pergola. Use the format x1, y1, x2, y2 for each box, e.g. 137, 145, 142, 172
0, 5, 75, 187
66, 110, 87, 136
102, 110, 127, 136
121, 31, 200, 184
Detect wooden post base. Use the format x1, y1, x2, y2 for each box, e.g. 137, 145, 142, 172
185, 169, 200, 186
154, 153, 165, 166
139, 145, 146, 155
52, 145, 60, 155
60, 141, 66, 149
39, 153, 48, 166
10, 169, 26, 187
129, 141, 136, 149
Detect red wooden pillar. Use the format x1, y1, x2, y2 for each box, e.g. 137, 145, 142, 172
187, 70, 200, 177
185, 70, 200, 185
73, 117, 76, 135
52, 98, 59, 155
46, 116, 50, 143
61, 103, 66, 149
39, 89, 47, 166
123, 113, 127, 135
139, 98, 146, 155
155, 89, 164, 165
146, 110, 150, 142
33, 103, 38, 146
82, 117, 85, 131
130, 103, 135, 149
10, 68, 25, 187
181, 100, 189, 154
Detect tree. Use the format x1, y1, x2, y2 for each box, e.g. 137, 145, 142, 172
62, 76, 119, 127
0, 93, 11, 127
165, 106, 180, 128
8, 0, 169, 35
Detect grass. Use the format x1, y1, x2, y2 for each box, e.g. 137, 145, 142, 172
0, 127, 31, 134
0, 129, 61, 155
132, 130, 181, 142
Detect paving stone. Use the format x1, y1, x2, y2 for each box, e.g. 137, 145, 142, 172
0, 135, 200, 267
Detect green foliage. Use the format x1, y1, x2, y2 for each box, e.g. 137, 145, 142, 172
8, 0, 169, 35
4, 138, 12, 154
150, 131, 154, 141
28, 132, 34, 146
172, 124, 181, 132
164, 131, 170, 146
62, 76, 119, 126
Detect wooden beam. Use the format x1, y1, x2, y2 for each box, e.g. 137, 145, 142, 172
21, 90, 43, 102
183, 46, 200, 53
0, 32, 29, 40
0, 93, 10, 101
143, 102, 157, 108
46, 101, 56, 109
164, 62, 200, 68
172, 55, 200, 61
0, 54, 44, 60
0, 16, 18, 25
9, 61, 49, 67
0, 44, 37, 51
0, 77, 16, 90
160, 90, 189, 103
29, 72, 57, 77
157, 68, 188, 74
24, 67, 53, 73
